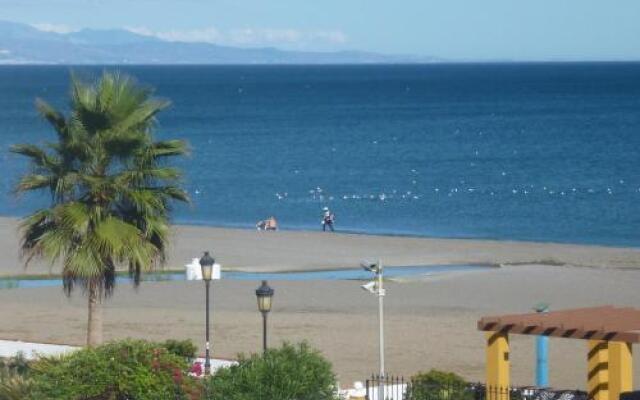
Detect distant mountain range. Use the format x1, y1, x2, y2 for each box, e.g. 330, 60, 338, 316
0, 20, 438, 65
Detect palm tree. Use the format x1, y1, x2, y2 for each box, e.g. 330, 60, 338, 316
11, 72, 189, 346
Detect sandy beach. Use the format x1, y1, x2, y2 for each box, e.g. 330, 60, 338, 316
1, 264, 640, 389
1, 216, 640, 389
1, 216, 639, 276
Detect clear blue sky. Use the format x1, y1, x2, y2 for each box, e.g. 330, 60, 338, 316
1, 0, 640, 60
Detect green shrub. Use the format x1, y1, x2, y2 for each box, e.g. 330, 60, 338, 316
406, 369, 471, 400
0, 353, 33, 400
26, 339, 200, 400
163, 339, 198, 360
0, 353, 30, 378
207, 342, 337, 400
0, 376, 33, 400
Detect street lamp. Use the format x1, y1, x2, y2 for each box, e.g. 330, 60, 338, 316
255, 280, 274, 353
361, 260, 385, 400
200, 251, 215, 375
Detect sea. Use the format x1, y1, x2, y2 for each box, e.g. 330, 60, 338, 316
0, 63, 639, 247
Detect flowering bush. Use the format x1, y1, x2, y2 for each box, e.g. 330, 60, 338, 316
26, 339, 200, 399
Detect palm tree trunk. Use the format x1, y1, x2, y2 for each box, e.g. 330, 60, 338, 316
86, 281, 103, 347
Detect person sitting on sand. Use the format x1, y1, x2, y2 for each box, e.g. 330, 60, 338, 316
322, 207, 335, 232
265, 216, 278, 231
256, 216, 278, 231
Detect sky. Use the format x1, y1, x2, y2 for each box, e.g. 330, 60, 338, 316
1, 0, 640, 61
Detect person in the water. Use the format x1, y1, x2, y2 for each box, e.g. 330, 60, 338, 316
322, 207, 335, 232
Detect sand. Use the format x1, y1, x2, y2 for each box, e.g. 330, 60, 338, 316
1, 216, 640, 389
1, 216, 639, 276
2, 264, 640, 389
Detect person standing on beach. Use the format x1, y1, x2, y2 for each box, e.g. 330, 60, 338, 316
322, 207, 335, 232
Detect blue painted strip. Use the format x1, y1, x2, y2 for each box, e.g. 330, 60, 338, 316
536, 334, 549, 387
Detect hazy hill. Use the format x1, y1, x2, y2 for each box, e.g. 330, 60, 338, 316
0, 20, 435, 65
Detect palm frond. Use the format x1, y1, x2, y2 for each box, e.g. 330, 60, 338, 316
14, 174, 53, 193
35, 98, 68, 140
150, 186, 190, 203
9, 144, 58, 169
112, 98, 170, 134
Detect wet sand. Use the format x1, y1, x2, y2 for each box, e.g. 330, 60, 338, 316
1, 264, 640, 389
1, 216, 639, 277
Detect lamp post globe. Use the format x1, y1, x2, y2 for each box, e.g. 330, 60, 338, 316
200, 251, 215, 281
199, 251, 215, 375
256, 280, 274, 313
255, 280, 274, 353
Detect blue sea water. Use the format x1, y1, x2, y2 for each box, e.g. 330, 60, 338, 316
0, 63, 639, 246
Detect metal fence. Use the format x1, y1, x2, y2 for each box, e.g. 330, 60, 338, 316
365, 375, 408, 400
365, 375, 588, 400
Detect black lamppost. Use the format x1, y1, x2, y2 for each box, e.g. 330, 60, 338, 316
200, 251, 215, 375
255, 280, 274, 353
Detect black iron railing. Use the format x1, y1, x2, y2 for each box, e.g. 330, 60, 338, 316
364, 376, 587, 400
365, 374, 407, 399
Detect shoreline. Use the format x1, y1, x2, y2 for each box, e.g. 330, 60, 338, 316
5, 212, 640, 251
172, 217, 640, 250
1, 216, 639, 277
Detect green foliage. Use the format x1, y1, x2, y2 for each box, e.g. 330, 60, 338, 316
26, 339, 200, 400
207, 342, 337, 400
163, 339, 198, 359
13, 71, 189, 295
11, 71, 189, 344
0, 354, 33, 400
0, 353, 30, 378
0, 341, 340, 400
406, 369, 471, 400
0, 376, 33, 400
410, 369, 468, 386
